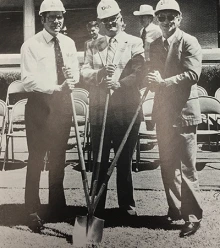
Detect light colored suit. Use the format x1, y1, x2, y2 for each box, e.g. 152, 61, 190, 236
81, 32, 145, 126
81, 31, 144, 211
149, 28, 203, 222
83, 34, 103, 60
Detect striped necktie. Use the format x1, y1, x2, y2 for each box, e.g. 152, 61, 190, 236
53, 37, 65, 85
106, 37, 117, 65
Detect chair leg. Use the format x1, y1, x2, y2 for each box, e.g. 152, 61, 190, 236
2, 136, 10, 171
11, 136, 14, 162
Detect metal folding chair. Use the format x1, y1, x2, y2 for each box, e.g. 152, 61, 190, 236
3, 99, 27, 170
0, 100, 6, 160
198, 96, 220, 150
72, 88, 92, 169
135, 97, 157, 171
197, 85, 208, 96
67, 97, 89, 167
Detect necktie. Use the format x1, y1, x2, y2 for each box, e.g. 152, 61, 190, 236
53, 37, 65, 85
106, 37, 117, 65
164, 39, 169, 53
141, 28, 146, 48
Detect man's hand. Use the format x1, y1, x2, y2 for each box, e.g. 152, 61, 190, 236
105, 64, 117, 77
62, 66, 74, 79
61, 79, 77, 92
98, 64, 117, 84
147, 70, 165, 86
104, 76, 121, 90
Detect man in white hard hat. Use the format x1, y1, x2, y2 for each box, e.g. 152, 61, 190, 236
133, 4, 161, 60
21, 0, 79, 231
81, 0, 144, 217
146, 0, 203, 237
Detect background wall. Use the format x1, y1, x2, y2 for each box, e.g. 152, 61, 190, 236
0, 0, 218, 53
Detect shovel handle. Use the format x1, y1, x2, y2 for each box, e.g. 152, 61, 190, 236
91, 92, 110, 206
93, 87, 150, 210
71, 93, 91, 211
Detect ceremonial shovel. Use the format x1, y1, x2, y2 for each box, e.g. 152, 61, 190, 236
72, 87, 149, 246
72, 91, 109, 247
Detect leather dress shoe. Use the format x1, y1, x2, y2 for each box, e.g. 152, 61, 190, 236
179, 221, 200, 237
28, 212, 44, 232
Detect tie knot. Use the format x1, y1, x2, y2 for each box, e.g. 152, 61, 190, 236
53, 36, 59, 43
109, 37, 116, 45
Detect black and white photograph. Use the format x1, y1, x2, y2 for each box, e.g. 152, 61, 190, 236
0, 0, 220, 247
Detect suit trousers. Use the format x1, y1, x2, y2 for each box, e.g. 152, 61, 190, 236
91, 121, 140, 212
24, 93, 72, 213
156, 122, 203, 222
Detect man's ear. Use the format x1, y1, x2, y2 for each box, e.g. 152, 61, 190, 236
41, 15, 45, 25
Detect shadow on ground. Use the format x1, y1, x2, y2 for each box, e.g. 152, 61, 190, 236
0, 160, 27, 171
0, 204, 182, 232
103, 208, 182, 230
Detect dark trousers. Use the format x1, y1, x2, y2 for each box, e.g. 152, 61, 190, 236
24, 94, 72, 213
91, 122, 140, 212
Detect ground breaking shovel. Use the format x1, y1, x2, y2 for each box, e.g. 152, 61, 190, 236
71, 92, 105, 247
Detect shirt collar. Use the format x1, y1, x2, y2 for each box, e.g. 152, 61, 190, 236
42, 29, 61, 43
106, 31, 124, 44
145, 22, 154, 32
162, 29, 177, 45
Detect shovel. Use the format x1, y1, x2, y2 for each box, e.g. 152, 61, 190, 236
70, 93, 94, 247
72, 92, 109, 246
73, 86, 149, 246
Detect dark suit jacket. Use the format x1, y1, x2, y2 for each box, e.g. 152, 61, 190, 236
149, 28, 202, 127
81, 32, 145, 125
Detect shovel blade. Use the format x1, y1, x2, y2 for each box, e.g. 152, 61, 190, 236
73, 215, 105, 247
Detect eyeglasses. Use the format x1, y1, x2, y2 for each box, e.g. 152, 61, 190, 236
46, 15, 63, 22
157, 14, 177, 22
101, 14, 120, 25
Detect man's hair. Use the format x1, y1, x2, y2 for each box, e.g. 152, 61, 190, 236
86, 21, 99, 29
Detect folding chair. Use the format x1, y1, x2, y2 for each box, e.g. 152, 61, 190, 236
3, 99, 27, 171
67, 97, 89, 167
4, 80, 27, 162
197, 96, 220, 151
72, 88, 92, 168
197, 85, 208, 96
72, 88, 89, 105
135, 97, 157, 171
0, 100, 6, 159
140, 87, 155, 99
214, 88, 220, 101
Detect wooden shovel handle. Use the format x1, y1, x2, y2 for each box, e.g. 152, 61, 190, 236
71, 93, 91, 211
91, 92, 110, 206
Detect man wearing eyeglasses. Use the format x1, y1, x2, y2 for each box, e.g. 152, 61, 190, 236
145, 0, 203, 237
81, 0, 144, 217
21, 0, 79, 231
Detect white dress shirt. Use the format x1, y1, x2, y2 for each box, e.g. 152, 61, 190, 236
21, 29, 79, 94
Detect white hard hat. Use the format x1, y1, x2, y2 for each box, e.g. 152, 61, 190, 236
39, 0, 66, 16
133, 5, 155, 16
97, 0, 121, 19
155, 0, 181, 15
